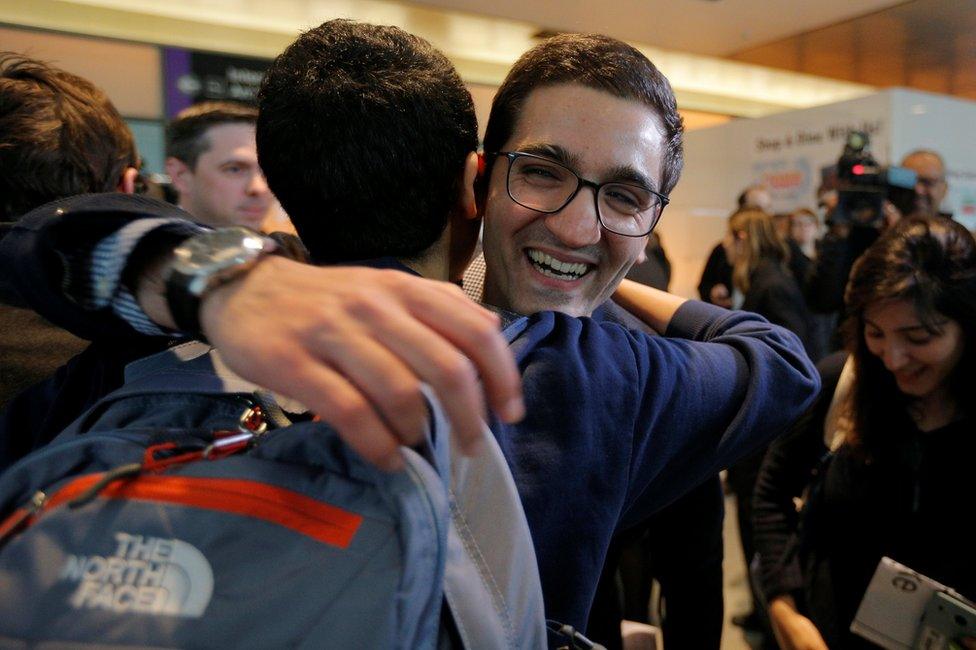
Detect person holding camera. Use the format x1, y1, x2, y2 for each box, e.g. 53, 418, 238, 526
806, 140, 951, 318
901, 149, 950, 220
753, 216, 976, 649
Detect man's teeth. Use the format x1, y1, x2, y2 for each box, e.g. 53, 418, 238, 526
527, 249, 590, 279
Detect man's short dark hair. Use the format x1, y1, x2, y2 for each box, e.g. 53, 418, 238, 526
166, 101, 258, 169
0, 53, 138, 221
481, 33, 684, 199
256, 19, 478, 264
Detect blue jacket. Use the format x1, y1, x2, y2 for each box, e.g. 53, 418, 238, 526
0, 193, 820, 636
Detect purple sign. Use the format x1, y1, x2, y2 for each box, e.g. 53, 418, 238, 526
163, 47, 270, 117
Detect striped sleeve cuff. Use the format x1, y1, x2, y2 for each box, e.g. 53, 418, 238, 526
88, 218, 205, 335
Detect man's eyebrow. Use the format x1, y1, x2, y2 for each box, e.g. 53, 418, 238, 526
606, 165, 658, 192
515, 142, 580, 169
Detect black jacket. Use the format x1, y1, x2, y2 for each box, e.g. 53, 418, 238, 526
741, 259, 818, 359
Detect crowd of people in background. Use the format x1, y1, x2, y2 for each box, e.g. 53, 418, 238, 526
1, 21, 973, 650
677, 145, 969, 649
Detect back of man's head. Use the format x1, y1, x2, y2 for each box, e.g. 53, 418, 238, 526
166, 101, 257, 168
737, 184, 772, 213
256, 19, 478, 264
0, 53, 137, 221
481, 33, 684, 198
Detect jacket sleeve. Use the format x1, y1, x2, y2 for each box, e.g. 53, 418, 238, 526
0, 194, 203, 341
517, 300, 819, 527
751, 352, 846, 601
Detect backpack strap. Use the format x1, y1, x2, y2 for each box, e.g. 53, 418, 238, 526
63, 342, 294, 436
441, 422, 547, 648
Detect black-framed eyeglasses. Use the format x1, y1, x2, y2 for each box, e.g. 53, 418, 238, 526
491, 151, 668, 237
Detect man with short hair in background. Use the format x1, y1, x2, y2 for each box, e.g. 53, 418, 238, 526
900, 149, 949, 219
165, 101, 275, 229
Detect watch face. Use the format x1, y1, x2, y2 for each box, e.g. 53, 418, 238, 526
174, 227, 268, 273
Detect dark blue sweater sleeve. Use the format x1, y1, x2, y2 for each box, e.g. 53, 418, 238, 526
623, 301, 819, 524
511, 301, 820, 530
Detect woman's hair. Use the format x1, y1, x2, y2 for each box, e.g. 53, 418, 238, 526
728, 208, 790, 294
842, 216, 976, 454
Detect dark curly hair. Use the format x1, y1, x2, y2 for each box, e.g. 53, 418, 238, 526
843, 216, 976, 455
256, 19, 478, 264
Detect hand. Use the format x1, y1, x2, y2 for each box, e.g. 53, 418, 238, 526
612, 279, 688, 334
709, 283, 733, 309
198, 256, 525, 471
769, 596, 829, 650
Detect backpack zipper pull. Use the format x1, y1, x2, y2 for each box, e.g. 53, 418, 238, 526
0, 490, 48, 546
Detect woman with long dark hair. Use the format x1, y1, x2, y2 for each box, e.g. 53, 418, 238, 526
753, 216, 976, 649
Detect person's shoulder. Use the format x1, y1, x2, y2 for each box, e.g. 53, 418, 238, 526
15, 193, 192, 229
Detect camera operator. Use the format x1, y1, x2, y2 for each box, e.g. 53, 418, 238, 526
901, 149, 950, 220
804, 133, 933, 318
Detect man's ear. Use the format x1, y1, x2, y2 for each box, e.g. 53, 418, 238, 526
118, 167, 139, 194
455, 151, 480, 221
165, 156, 192, 194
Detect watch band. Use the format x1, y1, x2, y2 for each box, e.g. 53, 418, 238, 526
165, 268, 209, 336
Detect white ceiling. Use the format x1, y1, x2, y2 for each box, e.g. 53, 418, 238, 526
409, 0, 907, 56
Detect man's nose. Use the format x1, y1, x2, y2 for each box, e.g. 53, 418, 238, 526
248, 172, 271, 196
543, 189, 602, 248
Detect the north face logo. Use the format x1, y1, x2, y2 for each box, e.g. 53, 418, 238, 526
59, 532, 213, 617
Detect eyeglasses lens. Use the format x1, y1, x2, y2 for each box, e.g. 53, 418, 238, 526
507, 154, 661, 236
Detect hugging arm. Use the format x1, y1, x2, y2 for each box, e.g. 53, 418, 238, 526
0, 194, 524, 470
617, 301, 821, 522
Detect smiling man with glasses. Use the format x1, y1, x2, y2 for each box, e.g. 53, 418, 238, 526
477, 46, 680, 320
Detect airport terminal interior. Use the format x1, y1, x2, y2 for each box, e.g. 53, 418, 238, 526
0, 0, 976, 650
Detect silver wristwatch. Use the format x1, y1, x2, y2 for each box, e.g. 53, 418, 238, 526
164, 227, 279, 336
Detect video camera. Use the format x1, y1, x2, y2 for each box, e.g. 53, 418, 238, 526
824, 131, 917, 226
